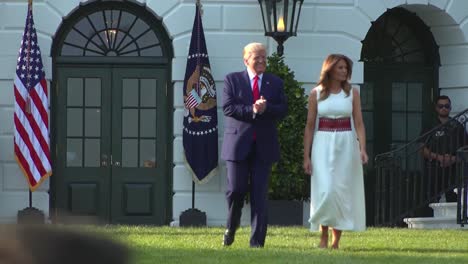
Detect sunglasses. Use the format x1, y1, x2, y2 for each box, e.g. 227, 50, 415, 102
437, 104, 451, 109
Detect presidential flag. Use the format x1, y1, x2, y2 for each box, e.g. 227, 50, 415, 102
14, 2, 52, 191
183, 2, 218, 183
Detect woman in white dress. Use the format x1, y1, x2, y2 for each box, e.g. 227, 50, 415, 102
303, 54, 368, 249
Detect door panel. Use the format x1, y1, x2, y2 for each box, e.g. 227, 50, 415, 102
55, 68, 112, 222
110, 68, 167, 224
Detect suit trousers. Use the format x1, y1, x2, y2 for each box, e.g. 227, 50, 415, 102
225, 143, 272, 247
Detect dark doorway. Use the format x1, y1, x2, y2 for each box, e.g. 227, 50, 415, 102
360, 7, 440, 225
51, 0, 173, 224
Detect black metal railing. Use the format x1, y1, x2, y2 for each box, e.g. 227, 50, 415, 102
457, 145, 468, 226
374, 108, 468, 226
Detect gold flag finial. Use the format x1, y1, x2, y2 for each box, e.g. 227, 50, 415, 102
28, 0, 32, 6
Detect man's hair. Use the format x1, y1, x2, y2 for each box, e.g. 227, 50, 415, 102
243, 42, 266, 60
435, 95, 451, 104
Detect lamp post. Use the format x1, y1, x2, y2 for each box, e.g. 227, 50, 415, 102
258, 0, 304, 56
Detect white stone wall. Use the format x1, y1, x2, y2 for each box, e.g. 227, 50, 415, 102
0, 0, 467, 225
405, 3, 468, 114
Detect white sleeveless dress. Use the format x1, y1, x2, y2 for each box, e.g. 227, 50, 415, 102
309, 86, 366, 231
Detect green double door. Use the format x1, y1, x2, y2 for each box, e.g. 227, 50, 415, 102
362, 65, 435, 225
54, 67, 168, 224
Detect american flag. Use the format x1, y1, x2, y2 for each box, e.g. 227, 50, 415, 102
14, 3, 52, 191
185, 89, 202, 109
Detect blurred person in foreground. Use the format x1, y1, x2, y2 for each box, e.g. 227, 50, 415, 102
0, 224, 130, 264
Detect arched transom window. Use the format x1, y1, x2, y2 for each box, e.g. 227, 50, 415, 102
361, 8, 439, 65
61, 9, 162, 57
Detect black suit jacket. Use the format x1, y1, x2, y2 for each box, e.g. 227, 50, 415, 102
221, 70, 287, 162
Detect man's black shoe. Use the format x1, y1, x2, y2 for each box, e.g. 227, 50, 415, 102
223, 229, 235, 246
250, 244, 264, 248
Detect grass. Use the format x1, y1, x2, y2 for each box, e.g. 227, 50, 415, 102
86, 226, 468, 264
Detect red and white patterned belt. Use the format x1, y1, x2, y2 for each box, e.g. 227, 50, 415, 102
318, 117, 352, 132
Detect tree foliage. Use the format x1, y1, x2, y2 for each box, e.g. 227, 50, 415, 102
267, 54, 309, 201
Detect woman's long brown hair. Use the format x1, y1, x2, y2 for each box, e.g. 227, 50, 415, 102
317, 54, 353, 101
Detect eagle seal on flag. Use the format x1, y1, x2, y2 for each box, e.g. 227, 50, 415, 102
182, 3, 218, 184
185, 64, 216, 123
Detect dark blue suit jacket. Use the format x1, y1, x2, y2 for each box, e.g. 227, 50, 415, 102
221, 70, 287, 163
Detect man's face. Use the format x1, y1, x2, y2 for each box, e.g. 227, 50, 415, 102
436, 98, 451, 118
244, 49, 266, 75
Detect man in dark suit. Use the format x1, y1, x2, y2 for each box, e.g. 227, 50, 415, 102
419, 95, 467, 216
221, 42, 287, 248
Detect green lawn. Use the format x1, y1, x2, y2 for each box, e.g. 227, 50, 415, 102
92, 226, 468, 264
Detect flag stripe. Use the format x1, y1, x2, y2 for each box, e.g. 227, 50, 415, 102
14, 100, 50, 176
15, 84, 50, 161
30, 83, 50, 132
14, 113, 47, 177
14, 143, 37, 186
38, 79, 50, 127
14, 83, 51, 166
186, 96, 198, 108
14, 126, 42, 182
15, 77, 50, 148
27, 91, 52, 164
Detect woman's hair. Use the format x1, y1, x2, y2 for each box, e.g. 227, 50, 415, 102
243, 42, 266, 60
317, 54, 353, 101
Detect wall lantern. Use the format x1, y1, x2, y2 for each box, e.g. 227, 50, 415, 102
258, 0, 304, 56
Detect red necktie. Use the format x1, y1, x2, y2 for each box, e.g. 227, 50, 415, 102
252, 75, 259, 140
252, 75, 260, 102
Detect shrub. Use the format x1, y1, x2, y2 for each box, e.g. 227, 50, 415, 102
267, 53, 309, 201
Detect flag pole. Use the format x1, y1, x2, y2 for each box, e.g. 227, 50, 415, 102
179, 0, 209, 227
191, 182, 195, 209
191, 0, 201, 211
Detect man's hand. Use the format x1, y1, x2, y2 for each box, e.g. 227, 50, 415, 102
439, 154, 457, 167
254, 96, 267, 114
253, 103, 259, 114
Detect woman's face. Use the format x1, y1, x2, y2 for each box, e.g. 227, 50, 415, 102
329, 59, 348, 82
